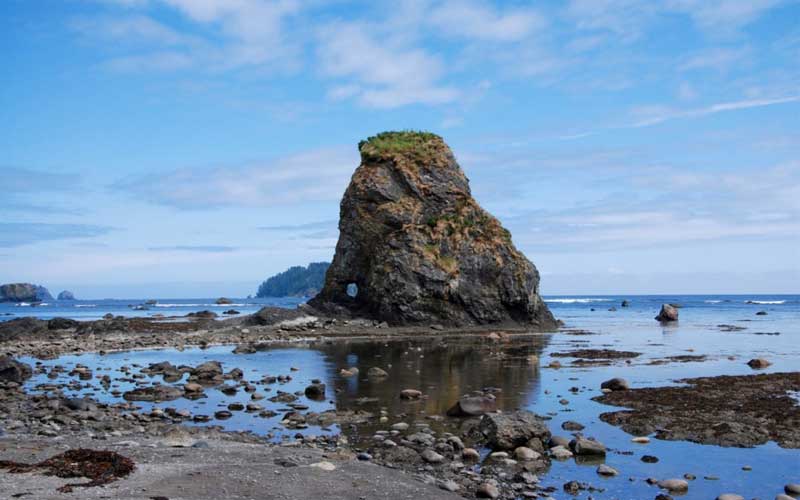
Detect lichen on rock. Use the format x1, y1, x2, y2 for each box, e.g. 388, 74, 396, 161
309, 131, 556, 328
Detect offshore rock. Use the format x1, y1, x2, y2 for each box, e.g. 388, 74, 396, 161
309, 131, 556, 328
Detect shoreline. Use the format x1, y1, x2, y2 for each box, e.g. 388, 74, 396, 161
1, 311, 798, 499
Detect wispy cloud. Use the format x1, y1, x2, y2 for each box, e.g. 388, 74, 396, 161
2, 167, 80, 193
0, 223, 114, 248
114, 147, 358, 209
428, 1, 545, 42
258, 220, 337, 231
147, 245, 237, 252
628, 95, 800, 128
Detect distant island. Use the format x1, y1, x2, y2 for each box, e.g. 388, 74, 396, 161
0, 283, 53, 302
256, 262, 330, 298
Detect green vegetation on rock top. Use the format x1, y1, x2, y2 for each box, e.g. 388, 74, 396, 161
358, 130, 442, 156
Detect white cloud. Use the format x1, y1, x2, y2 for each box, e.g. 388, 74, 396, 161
317, 22, 459, 108
428, 0, 544, 42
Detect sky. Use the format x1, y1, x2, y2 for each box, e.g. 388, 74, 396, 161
1, 0, 799, 298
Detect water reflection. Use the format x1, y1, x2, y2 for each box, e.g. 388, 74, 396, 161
315, 334, 549, 439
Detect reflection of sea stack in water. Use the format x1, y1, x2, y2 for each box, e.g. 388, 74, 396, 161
309, 131, 556, 328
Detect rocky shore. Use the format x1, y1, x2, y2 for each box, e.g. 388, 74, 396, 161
1, 310, 798, 499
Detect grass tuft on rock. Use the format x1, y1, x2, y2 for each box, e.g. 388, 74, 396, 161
358, 130, 442, 157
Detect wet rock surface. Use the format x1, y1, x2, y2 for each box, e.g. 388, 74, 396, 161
308, 132, 556, 328
595, 372, 800, 448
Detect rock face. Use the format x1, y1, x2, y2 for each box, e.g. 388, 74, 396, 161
308, 131, 556, 328
0, 283, 53, 302
57, 290, 76, 300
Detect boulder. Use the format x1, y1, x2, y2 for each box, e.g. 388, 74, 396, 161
187, 310, 217, 319
400, 389, 423, 400
367, 366, 389, 378
48, 317, 79, 330
188, 361, 223, 384
658, 479, 689, 492
304, 382, 326, 400
308, 131, 556, 328
0, 283, 53, 302
569, 437, 606, 456
601, 377, 629, 391
655, 304, 679, 322
446, 395, 497, 417
57, 290, 76, 300
478, 410, 551, 451
216, 297, 233, 304
122, 385, 183, 402
0, 356, 32, 383
747, 358, 771, 369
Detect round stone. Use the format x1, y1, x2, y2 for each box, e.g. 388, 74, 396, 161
658, 479, 689, 492
597, 464, 619, 476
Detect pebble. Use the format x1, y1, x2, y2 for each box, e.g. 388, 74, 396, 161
658, 479, 689, 492
631, 437, 650, 444
514, 447, 540, 461
309, 461, 336, 471
715, 495, 744, 500
776, 495, 795, 500
462, 448, 480, 461
550, 445, 574, 460
562, 421, 584, 431
786, 484, 800, 494
477, 482, 500, 499
439, 479, 459, 492
400, 389, 423, 399
597, 464, 619, 476
391, 422, 409, 431
421, 449, 444, 464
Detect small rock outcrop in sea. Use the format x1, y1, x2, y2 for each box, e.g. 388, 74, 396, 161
57, 290, 76, 300
0, 283, 53, 302
655, 303, 679, 322
308, 131, 556, 328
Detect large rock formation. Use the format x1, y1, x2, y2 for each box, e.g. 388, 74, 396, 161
308, 131, 556, 328
57, 290, 76, 300
0, 283, 53, 302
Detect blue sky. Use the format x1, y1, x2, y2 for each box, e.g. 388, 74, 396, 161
1, 0, 798, 298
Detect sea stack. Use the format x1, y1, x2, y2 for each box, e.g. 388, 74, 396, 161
309, 131, 556, 328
